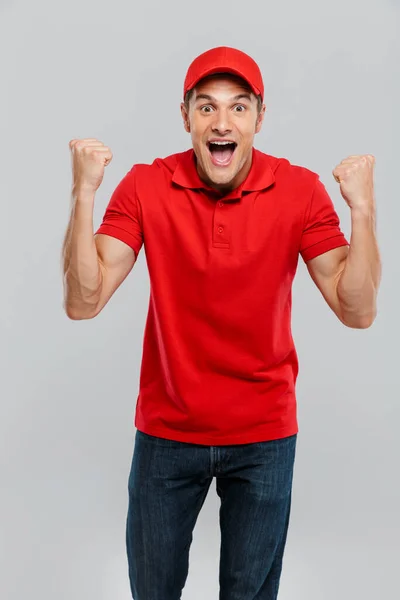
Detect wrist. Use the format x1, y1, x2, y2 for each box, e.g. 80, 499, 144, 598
71, 185, 96, 203
350, 202, 376, 220
350, 205, 377, 235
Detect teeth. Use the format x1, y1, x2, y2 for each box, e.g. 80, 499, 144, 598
210, 141, 234, 145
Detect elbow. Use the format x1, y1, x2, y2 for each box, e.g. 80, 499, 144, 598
63, 285, 101, 321
64, 307, 85, 320
340, 311, 377, 329
65, 310, 88, 321
63, 302, 98, 321
336, 290, 378, 330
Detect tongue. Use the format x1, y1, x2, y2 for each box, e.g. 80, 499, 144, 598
212, 146, 234, 164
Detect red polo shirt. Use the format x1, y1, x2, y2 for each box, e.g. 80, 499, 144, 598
95, 147, 349, 445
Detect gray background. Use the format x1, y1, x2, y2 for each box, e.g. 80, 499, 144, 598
1, 0, 398, 598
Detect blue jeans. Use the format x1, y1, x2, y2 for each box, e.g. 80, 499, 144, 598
126, 430, 297, 600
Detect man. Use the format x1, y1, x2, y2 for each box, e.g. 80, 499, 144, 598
62, 46, 381, 599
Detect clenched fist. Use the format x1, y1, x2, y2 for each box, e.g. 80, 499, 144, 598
332, 154, 375, 211
69, 138, 113, 194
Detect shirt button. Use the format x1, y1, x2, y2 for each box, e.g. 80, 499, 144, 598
218, 201, 224, 207
218, 226, 224, 233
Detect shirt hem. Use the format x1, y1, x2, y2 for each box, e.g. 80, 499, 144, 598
134, 422, 299, 446
302, 234, 349, 262
95, 223, 142, 255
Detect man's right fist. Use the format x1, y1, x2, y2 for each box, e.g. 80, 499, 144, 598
69, 138, 113, 194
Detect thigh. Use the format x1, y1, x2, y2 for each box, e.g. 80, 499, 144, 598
217, 434, 297, 600
126, 430, 213, 600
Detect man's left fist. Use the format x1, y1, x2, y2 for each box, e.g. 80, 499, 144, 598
332, 154, 375, 210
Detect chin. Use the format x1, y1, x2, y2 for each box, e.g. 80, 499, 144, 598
208, 171, 237, 187
208, 158, 244, 188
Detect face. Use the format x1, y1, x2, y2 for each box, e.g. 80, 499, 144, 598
180, 75, 266, 193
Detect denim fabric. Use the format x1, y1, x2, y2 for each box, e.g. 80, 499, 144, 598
126, 430, 297, 600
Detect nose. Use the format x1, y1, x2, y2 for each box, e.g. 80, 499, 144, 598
211, 108, 233, 135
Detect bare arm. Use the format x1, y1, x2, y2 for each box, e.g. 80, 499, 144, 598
62, 138, 138, 319
306, 159, 381, 329
306, 245, 349, 325
62, 189, 136, 320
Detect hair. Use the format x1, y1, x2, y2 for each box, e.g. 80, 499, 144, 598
184, 73, 263, 114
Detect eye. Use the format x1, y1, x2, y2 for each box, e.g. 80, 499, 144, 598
200, 105, 214, 113
234, 104, 246, 112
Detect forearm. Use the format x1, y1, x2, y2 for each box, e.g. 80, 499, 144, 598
337, 203, 382, 327
62, 189, 103, 319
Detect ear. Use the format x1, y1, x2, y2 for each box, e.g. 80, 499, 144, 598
180, 103, 190, 133
255, 104, 266, 134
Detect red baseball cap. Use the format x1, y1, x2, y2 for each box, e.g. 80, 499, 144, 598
183, 46, 264, 102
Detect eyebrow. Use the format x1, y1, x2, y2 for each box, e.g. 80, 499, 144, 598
194, 93, 253, 103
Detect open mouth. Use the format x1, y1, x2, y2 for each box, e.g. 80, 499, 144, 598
207, 141, 237, 167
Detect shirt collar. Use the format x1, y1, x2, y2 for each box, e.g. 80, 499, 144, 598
172, 147, 275, 199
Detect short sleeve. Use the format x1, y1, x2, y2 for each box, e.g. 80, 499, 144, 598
300, 177, 349, 262
95, 166, 144, 257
